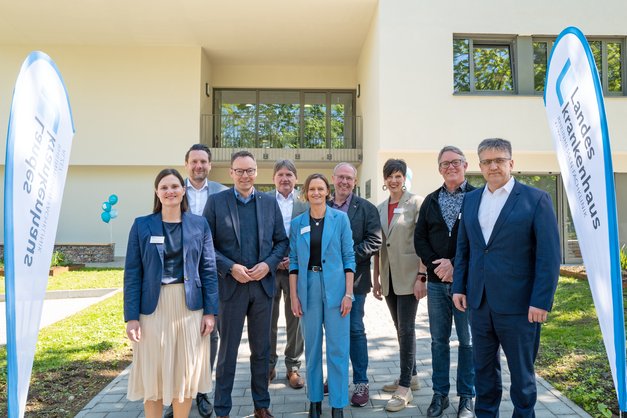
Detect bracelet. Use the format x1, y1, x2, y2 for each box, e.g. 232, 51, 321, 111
344, 294, 354, 301
417, 272, 427, 277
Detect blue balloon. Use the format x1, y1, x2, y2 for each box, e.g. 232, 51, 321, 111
110, 209, 118, 219
102, 201, 112, 212
109, 194, 119, 205
101, 211, 111, 223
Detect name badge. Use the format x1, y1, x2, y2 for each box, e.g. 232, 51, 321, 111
300, 226, 311, 234
393, 208, 405, 214
150, 236, 165, 244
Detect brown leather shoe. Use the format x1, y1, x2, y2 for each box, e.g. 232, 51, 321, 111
216, 416, 229, 418
287, 370, 305, 389
254, 408, 274, 418
268, 368, 276, 383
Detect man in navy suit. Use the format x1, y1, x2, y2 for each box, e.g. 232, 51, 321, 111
452, 138, 560, 418
204, 150, 289, 418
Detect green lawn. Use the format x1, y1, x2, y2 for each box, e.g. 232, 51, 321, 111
0, 268, 123, 293
536, 276, 625, 418
0, 277, 131, 417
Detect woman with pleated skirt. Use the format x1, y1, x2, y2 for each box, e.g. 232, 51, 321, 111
124, 168, 218, 418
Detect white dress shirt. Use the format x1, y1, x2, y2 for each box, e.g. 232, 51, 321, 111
275, 190, 295, 235
478, 176, 515, 244
186, 178, 208, 216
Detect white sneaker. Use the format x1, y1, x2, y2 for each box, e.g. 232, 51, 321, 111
385, 388, 413, 412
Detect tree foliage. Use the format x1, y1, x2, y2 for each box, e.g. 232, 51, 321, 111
219, 101, 350, 149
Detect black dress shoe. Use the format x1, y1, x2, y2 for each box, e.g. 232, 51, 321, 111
427, 394, 449, 418
196, 392, 214, 418
308, 401, 322, 418
331, 407, 343, 418
457, 397, 474, 418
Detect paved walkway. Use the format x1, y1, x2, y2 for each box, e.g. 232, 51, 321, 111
76, 296, 591, 418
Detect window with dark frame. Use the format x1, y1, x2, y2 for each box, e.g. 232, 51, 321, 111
453, 37, 515, 93
455, 35, 625, 96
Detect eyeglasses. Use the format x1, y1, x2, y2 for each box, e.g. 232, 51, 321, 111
438, 159, 464, 169
232, 168, 257, 177
479, 158, 511, 167
335, 175, 355, 182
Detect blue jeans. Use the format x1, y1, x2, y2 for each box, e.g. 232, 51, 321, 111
427, 282, 475, 398
349, 294, 368, 384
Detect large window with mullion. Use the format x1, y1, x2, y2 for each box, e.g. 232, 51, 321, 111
454, 37, 515, 94
214, 89, 355, 149
588, 39, 623, 95
533, 37, 624, 95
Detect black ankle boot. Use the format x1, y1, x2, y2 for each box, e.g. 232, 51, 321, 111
308, 401, 322, 418
331, 407, 344, 418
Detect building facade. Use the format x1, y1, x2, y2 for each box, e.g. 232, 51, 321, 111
2, 0, 627, 262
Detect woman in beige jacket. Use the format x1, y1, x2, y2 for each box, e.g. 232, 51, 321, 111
373, 159, 426, 412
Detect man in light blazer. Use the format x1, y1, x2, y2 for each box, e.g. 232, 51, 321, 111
329, 162, 382, 407
452, 138, 561, 418
204, 150, 289, 418
266, 160, 308, 389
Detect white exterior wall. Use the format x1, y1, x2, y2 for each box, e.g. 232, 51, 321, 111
0, 46, 205, 254
212, 65, 356, 89
356, 6, 381, 201
365, 0, 627, 204
0, 45, 204, 165
4, 0, 627, 256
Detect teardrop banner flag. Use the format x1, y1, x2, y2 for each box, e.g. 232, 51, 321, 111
544, 26, 626, 411
4, 51, 75, 417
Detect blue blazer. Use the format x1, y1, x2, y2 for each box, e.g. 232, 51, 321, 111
203, 188, 289, 301
289, 208, 356, 312
123, 212, 219, 322
452, 180, 561, 314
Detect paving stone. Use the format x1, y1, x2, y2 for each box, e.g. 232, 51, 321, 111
75, 296, 592, 418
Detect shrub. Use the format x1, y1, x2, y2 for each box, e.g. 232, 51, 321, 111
620, 245, 627, 271
50, 251, 69, 267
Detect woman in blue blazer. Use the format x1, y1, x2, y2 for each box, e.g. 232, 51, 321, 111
289, 173, 356, 418
123, 168, 218, 418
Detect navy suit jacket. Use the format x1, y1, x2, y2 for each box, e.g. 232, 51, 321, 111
452, 180, 561, 314
123, 212, 219, 322
328, 194, 382, 294
203, 188, 289, 301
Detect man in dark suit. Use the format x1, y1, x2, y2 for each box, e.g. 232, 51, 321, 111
452, 138, 561, 418
266, 160, 308, 389
204, 151, 289, 418
329, 162, 382, 407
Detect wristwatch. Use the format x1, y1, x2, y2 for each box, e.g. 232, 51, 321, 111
417, 272, 427, 283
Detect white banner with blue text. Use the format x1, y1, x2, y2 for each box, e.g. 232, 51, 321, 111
544, 26, 626, 411
4, 51, 75, 418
